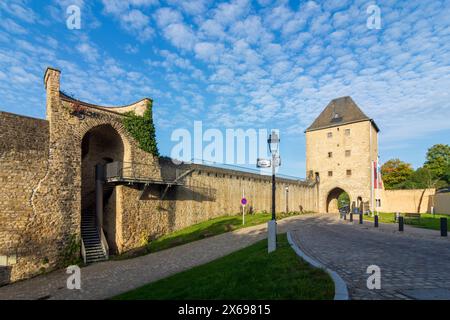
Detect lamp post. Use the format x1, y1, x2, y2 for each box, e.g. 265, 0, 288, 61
267, 131, 280, 253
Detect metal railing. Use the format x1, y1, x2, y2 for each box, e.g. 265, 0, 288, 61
105, 161, 191, 185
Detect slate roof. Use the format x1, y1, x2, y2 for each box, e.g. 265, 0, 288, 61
305, 96, 379, 132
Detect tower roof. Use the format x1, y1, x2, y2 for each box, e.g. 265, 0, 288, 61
305, 96, 379, 132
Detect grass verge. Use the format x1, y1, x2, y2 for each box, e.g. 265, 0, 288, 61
113, 233, 334, 300
146, 211, 311, 253
365, 212, 450, 230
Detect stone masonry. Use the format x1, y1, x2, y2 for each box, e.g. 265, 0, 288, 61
0, 67, 318, 284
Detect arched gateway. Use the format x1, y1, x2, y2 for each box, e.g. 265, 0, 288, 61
326, 187, 350, 213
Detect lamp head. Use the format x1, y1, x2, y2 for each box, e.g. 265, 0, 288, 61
268, 131, 280, 154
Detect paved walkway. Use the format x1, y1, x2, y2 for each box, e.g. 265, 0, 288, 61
290, 215, 450, 300
2, 213, 450, 300
0, 215, 304, 300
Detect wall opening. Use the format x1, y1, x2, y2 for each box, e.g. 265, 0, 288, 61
326, 187, 350, 213
81, 124, 124, 254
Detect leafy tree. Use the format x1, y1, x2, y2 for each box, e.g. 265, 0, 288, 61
338, 192, 350, 208
381, 159, 414, 189
395, 167, 443, 189
424, 144, 450, 179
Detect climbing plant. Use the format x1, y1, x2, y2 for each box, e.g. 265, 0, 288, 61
122, 101, 159, 157
60, 234, 81, 267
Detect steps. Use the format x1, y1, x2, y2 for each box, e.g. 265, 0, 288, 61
81, 182, 115, 264
81, 210, 107, 264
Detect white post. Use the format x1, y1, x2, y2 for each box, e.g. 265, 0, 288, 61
371, 160, 374, 217
242, 189, 245, 225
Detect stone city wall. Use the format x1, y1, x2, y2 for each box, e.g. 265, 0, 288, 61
431, 192, 450, 214
117, 162, 317, 252
0, 111, 49, 285
378, 188, 435, 213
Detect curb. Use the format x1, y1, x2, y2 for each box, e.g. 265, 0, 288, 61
287, 231, 349, 300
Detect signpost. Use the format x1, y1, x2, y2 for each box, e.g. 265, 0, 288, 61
257, 158, 271, 168
241, 192, 247, 225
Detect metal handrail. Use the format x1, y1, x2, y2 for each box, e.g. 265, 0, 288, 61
81, 238, 87, 264
100, 228, 109, 259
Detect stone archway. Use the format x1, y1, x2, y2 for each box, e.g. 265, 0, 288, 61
326, 187, 350, 213
81, 124, 124, 254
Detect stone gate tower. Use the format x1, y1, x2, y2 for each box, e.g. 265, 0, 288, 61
305, 96, 379, 213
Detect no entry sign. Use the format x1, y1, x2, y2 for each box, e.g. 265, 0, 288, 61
241, 198, 247, 206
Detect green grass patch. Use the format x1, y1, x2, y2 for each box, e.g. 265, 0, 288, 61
365, 212, 450, 230
113, 234, 334, 300
146, 211, 310, 253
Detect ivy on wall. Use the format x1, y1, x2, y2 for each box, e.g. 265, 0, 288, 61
122, 101, 159, 157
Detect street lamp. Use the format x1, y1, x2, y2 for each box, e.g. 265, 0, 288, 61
267, 131, 280, 221
267, 131, 280, 252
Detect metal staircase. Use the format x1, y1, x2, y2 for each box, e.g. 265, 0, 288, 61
81, 209, 108, 264
81, 183, 114, 264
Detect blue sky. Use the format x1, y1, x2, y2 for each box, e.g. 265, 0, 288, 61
0, 0, 449, 177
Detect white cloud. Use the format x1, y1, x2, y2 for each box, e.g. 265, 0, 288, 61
163, 23, 197, 50
154, 7, 183, 28
101, 0, 155, 40
194, 42, 224, 63
0, 18, 28, 34
76, 42, 100, 62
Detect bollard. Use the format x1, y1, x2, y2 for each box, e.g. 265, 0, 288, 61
359, 213, 363, 224
441, 217, 447, 237
374, 215, 379, 228
350, 212, 353, 222
398, 216, 404, 232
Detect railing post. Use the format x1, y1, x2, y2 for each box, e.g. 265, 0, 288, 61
398, 216, 404, 232
441, 217, 447, 237
95, 164, 105, 231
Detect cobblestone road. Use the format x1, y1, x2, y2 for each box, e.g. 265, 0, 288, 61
290, 215, 450, 300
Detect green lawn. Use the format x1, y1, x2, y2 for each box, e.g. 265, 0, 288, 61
113, 234, 334, 300
146, 211, 310, 253
365, 212, 450, 230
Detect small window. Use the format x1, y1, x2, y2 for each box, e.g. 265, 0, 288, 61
328, 152, 333, 158
327, 132, 332, 138
345, 129, 350, 136
376, 199, 381, 207
346, 170, 352, 176
345, 150, 351, 157
328, 171, 333, 177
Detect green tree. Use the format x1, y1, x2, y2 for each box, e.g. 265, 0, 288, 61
337, 192, 350, 209
381, 159, 414, 189
424, 144, 450, 179
396, 167, 437, 189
